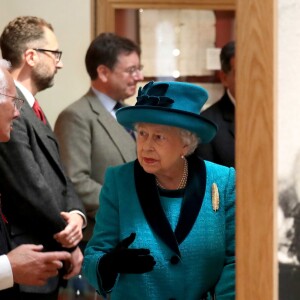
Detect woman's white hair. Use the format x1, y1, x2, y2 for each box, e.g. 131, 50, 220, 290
179, 128, 199, 156
0, 59, 11, 102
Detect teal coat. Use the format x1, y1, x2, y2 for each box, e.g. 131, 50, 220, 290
83, 155, 235, 299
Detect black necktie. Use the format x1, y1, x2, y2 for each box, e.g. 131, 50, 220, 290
114, 102, 136, 141
114, 101, 123, 111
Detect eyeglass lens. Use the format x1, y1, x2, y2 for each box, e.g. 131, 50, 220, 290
14, 99, 24, 110
33, 48, 62, 62
0, 93, 24, 110
126, 65, 143, 76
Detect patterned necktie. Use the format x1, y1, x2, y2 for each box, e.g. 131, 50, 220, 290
114, 101, 123, 111
33, 99, 46, 124
114, 102, 136, 141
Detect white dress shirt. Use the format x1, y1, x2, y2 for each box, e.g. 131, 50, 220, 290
227, 88, 236, 106
0, 254, 13, 290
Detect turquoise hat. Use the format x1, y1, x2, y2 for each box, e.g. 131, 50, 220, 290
116, 81, 217, 143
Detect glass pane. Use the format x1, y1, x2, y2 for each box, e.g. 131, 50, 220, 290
115, 8, 235, 107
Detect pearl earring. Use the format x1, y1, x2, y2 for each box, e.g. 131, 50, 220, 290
181, 155, 184, 159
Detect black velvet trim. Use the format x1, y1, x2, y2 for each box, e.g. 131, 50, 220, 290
174, 155, 206, 245
134, 154, 207, 256
157, 188, 185, 197
134, 160, 180, 256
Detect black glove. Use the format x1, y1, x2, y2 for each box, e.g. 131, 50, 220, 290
98, 233, 156, 291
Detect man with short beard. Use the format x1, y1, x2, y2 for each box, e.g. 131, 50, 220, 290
0, 16, 87, 300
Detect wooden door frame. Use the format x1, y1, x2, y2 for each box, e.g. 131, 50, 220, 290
236, 0, 277, 299
91, 0, 277, 298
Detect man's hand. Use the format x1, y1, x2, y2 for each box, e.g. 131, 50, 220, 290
63, 246, 83, 280
7, 244, 71, 286
53, 212, 83, 248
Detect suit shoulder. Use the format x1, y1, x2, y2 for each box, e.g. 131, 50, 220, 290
201, 100, 223, 118
108, 160, 135, 173
62, 95, 91, 112
105, 161, 136, 180
56, 93, 95, 122
201, 94, 233, 123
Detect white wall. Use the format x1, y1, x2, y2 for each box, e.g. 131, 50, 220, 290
278, 0, 300, 181
0, 0, 91, 127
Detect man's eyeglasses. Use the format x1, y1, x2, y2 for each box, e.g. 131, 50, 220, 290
0, 92, 25, 111
124, 65, 144, 76
33, 48, 63, 63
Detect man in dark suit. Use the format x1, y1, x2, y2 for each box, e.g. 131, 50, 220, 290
196, 41, 235, 167
0, 60, 73, 298
0, 17, 86, 300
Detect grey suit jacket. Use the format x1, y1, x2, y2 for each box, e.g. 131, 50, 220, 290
0, 92, 85, 294
54, 89, 137, 241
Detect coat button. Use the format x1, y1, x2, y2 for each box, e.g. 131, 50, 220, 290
170, 255, 179, 265
61, 190, 67, 196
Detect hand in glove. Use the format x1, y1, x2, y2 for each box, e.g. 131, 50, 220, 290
98, 233, 156, 291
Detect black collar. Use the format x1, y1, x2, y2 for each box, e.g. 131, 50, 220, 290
134, 154, 206, 257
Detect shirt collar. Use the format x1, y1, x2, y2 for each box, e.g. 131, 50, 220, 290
14, 80, 35, 108
227, 88, 235, 106
91, 87, 118, 112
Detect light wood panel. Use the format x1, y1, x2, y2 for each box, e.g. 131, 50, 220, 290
236, 0, 277, 299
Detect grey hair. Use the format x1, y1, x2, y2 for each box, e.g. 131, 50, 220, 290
134, 123, 199, 156
179, 128, 199, 156
0, 59, 12, 102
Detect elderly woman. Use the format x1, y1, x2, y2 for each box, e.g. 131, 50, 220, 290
83, 81, 235, 300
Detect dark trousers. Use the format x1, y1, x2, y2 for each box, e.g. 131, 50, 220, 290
20, 289, 59, 300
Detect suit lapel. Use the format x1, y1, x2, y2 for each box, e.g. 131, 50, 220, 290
86, 89, 136, 162
220, 93, 235, 137
19, 97, 66, 182
134, 155, 206, 256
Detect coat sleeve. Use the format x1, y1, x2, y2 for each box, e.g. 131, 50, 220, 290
82, 167, 120, 295
214, 167, 236, 299
0, 113, 84, 236
55, 107, 101, 220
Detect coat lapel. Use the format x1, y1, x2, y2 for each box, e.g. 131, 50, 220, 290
19, 98, 66, 183
175, 156, 206, 244
220, 93, 235, 138
134, 155, 207, 256
86, 90, 136, 162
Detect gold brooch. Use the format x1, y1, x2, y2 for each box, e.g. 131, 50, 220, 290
212, 183, 219, 212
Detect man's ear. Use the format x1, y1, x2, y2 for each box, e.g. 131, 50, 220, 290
96, 65, 110, 82
24, 49, 38, 67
